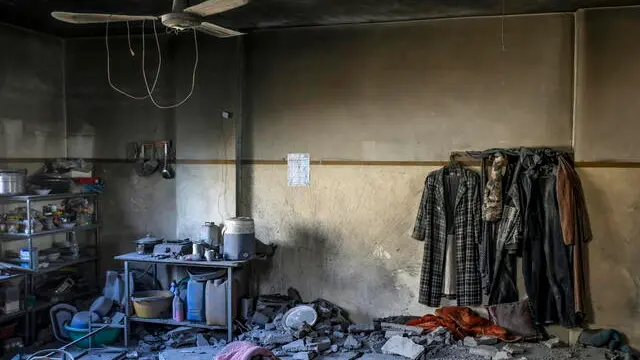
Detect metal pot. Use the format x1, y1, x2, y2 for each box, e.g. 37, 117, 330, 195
0, 169, 26, 195
135, 234, 163, 255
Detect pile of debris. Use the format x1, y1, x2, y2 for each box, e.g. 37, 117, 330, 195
236, 293, 471, 360
132, 291, 636, 360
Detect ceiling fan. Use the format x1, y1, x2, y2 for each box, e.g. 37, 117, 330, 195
51, 0, 248, 38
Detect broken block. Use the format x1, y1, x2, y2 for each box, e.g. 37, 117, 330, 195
293, 351, 318, 360
543, 337, 562, 349
493, 351, 511, 360
263, 331, 295, 346
502, 344, 525, 355
348, 324, 375, 333
380, 323, 423, 335
385, 331, 405, 339
476, 336, 499, 345
463, 337, 478, 347
469, 345, 499, 358
381, 336, 425, 359
343, 335, 362, 350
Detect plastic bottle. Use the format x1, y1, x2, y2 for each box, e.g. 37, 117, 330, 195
171, 282, 185, 322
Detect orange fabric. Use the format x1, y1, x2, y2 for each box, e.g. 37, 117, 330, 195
406, 306, 520, 341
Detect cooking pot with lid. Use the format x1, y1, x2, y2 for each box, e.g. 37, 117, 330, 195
0, 169, 26, 195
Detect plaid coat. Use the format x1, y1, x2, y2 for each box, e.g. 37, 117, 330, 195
412, 167, 482, 307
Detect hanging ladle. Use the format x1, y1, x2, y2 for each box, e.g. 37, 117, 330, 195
160, 141, 175, 179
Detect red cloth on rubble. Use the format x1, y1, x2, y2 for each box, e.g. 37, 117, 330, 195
406, 306, 520, 341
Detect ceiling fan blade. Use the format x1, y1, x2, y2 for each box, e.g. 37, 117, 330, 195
184, 0, 248, 17
197, 22, 244, 37
51, 11, 157, 24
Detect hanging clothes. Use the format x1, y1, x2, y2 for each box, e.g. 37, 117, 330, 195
482, 153, 507, 222
488, 154, 522, 305
479, 158, 497, 296
519, 149, 576, 327
556, 154, 592, 324
412, 166, 482, 307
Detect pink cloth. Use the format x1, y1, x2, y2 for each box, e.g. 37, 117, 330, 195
216, 341, 274, 360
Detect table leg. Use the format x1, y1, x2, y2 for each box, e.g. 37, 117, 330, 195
227, 267, 233, 342
124, 261, 130, 347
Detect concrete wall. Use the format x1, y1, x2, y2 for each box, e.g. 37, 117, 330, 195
243, 14, 575, 322
574, 7, 640, 345
64, 33, 241, 270
242, 8, 640, 347
0, 24, 65, 159
65, 35, 178, 270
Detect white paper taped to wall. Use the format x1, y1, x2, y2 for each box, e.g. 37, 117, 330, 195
287, 153, 310, 187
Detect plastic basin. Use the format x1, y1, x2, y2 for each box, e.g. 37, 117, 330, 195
131, 290, 173, 318
63, 324, 121, 348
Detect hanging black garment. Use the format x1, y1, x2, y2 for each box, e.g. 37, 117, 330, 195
488, 158, 520, 305
519, 150, 576, 327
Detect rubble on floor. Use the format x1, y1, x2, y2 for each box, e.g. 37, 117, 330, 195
130, 291, 638, 360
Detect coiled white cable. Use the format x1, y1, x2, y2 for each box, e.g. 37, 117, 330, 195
141, 20, 199, 109
105, 19, 160, 100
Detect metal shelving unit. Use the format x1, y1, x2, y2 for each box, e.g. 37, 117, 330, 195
115, 252, 248, 346
0, 192, 101, 345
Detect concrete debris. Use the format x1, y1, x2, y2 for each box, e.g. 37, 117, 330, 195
263, 331, 295, 346
265, 323, 277, 331
252, 311, 270, 325
126, 351, 140, 359
543, 337, 562, 349
309, 337, 332, 352
333, 331, 346, 339
469, 345, 499, 358
380, 323, 424, 336
464, 337, 478, 347
430, 327, 449, 336
144, 335, 160, 343
292, 351, 318, 360
385, 331, 405, 339
477, 336, 499, 345
381, 335, 425, 359
343, 335, 362, 350
166, 326, 198, 338
493, 351, 512, 360
503, 344, 525, 355
139, 356, 158, 360
295, 323, 316, 339
196, 334, 209, 347
349, 324, 375, 333
137, 342, 156, 353
330, 344, 339, 353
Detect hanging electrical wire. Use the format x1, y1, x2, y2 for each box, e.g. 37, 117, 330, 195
501, 0, 506, 51
105, 19, 161, 99
126, 21, 135, 56
141, 20, 199, 109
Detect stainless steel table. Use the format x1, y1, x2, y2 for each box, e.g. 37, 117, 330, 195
114, 252, 248, 346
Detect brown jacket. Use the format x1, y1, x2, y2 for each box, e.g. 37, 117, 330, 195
556, 154, 592, 322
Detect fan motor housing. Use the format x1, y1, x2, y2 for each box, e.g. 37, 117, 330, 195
161, 12, 201, 30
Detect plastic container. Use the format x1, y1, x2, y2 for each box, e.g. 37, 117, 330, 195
63, 325, 121, 348
205, 277, 238, 325
223, 217, 255, 261
186, 278, 205, 322
131, 290, 173, 318
171, 282, 184, 322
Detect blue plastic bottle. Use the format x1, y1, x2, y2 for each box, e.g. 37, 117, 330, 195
186, 277, 205, 322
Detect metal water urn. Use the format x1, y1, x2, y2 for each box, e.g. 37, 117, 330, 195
222, 217, 255, 261
199, 222, 221, 247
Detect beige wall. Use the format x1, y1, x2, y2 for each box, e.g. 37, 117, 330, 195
245, 14, 574, 161
244, 8, 640, 346
573, 7, 640, 344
